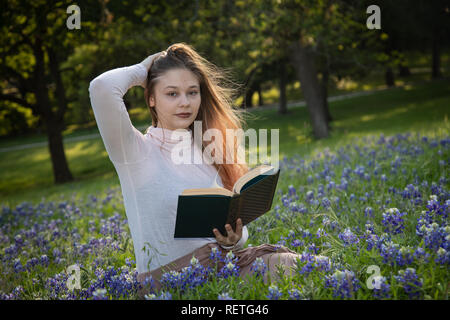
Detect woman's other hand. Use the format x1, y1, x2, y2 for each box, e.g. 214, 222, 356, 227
213, 218, 243, 249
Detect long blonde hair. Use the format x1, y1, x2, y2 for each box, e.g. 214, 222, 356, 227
144, 43, 249, 191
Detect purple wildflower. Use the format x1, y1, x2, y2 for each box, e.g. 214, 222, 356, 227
394, 268, 423, 299
218, 292, 234, 300
324, 269, 360, 299
288, 288, 303, 300
381, 208, 407, 234
250, 257, 268, 277
372, 276, 391, 299
338, 228, 360, 247
266, 285, 282, 300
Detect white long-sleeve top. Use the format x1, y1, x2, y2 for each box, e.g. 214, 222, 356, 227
88, 62, 248, 274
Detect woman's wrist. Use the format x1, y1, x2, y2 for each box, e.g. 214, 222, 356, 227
219, 242, 237, 250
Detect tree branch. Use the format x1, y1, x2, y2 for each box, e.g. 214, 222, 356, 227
0, 93, 35, 111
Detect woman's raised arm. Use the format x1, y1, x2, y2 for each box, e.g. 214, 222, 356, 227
88, 53, 161, 164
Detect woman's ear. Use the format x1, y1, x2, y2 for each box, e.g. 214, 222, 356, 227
148, 93, 155, 108
145, 88, 155, 108
149, 96, 154, 107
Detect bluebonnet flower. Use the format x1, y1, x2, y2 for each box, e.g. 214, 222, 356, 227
13, 258, 24, 273
288, 288, 303, 300
209, 247, 223, 264
324, 269, 360, 299
25, 257, 39, 271
290, 239, 304, 248
218, 292, 234, 300
250, 257, 268, 277
92, 288, 108, 300
381, 208, 407, 234
45, 271, 70, 299
379, 241, 413, 267
14, 234, 24, 247
160, 271, 184, 291
426, 194, 447, 218
326, 180, 336, 192
364, 207, 373, 218
289, 201, 307, 214
140, 275, 155, 293
372, 276, 391, 299
161, 256, 210, 292
40, 254, 49, 267
421, 223, 449, 252
145, 291, 172, 300
339, 177, 349, 191
316, 228, 327, 238
394, 268, 423, 299
401, 184, 422, 200
365, 222, 375, 234
317, 184, 325, 198
354, 165, 365, 178
0, 286, 24, 300
306, 190, 314, 202
288, 185, 296, 197
266, 285, 282, 300
338, 228, 360, 247
435, 247, 450, 265
125, 258, 135, 268
321, 197, 331, 209
412, 246, 431, 263
219, 261, 240, 279
297, 252, 331, 275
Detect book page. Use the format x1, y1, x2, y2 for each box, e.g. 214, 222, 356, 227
233, 165, 275, 194
181, 187, 234, 197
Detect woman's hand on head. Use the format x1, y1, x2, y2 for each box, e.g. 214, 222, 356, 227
213, 218, 243, 249
140, 51, 165, 72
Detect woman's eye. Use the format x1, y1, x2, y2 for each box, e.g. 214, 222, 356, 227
167, 91, 198, 97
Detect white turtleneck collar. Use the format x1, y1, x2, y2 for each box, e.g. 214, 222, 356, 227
145, 125, 193, 152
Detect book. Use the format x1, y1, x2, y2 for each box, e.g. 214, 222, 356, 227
174, 165, 280, 238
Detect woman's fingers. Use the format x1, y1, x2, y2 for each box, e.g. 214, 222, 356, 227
213, 220, 243, 247
213, 228, 228, 245
140, 52, 164, 72
235, 219, 243, 237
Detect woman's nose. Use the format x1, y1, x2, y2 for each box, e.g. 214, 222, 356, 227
179, 93, 190, 106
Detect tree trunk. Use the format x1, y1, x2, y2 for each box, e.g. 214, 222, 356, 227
33, 35, 73, 184
46, 115, 74, 183
289, 39, 329, 139
257, 83, 264, 106
278, 59, 288, 114
320, 67, 332, 125
398, 60, 411, 77
432, 31, 442, 79
244, 87, 253, 108
385, 67, 395, 87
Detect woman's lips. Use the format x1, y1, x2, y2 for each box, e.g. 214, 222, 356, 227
175, 113, 192, 118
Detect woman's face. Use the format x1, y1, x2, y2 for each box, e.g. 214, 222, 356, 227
148, 68, 201, 131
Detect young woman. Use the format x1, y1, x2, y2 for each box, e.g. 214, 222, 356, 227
89, 43, 300, 297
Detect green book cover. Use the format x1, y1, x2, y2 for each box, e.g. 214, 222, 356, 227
174, 167, 280, 238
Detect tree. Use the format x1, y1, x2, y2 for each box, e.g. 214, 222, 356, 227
251, 0, 378, 139
0, 0, 101, 184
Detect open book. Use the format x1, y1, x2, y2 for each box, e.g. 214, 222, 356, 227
174, 165, 280, 238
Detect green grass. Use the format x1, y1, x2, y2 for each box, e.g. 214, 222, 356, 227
1, 77, 449, 207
